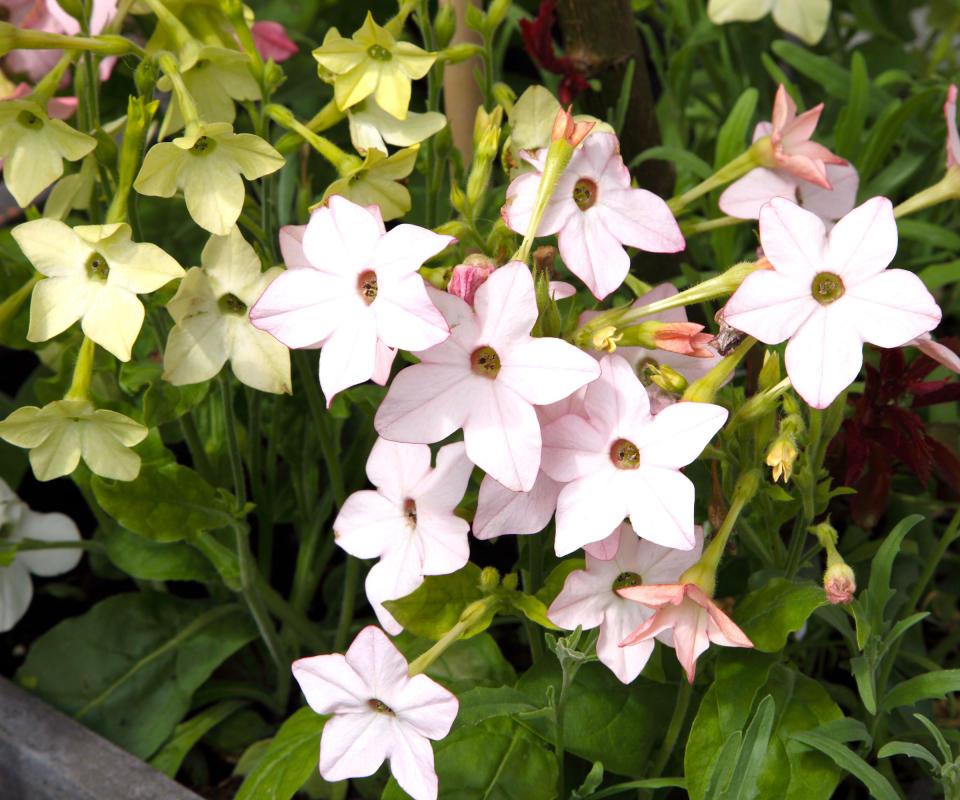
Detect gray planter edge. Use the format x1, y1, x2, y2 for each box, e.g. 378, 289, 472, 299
0, 675, 205, 800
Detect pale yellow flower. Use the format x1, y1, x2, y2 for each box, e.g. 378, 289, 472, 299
323, 144, 418, 220
707, 0, 830, 46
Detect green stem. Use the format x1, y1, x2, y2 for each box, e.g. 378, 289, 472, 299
784, 407, 822, 578
907, 508, 960, 615
218, 374, 246, 509
294, 352, 345, 506
332, 555, 360, 653
667, 139, 767, 215
29, 51, 76, 105
180, 411, 214, 483
554, 663, 574, 800
679, 215, 748, 237
107, 95, 156, 224
265, 104, 361, 176
0, 274, 41, 333
648, 679, 692, 779
157, 52, 202, 135
0, 25, 142, 58
274, 100, 345, 155
291, 519, 337, 612
407, 595, 500, 675
893, 170, 960, 218
64, 337, 96, 401
13, 538, 105, 553
522, 536, 544, 662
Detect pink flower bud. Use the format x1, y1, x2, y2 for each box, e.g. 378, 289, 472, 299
550, 106, 594, 147
447, 255, 496, 305
824, 564, 856, 605
654, 322, 714, 357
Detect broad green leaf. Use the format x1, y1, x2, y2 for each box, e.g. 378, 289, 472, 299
919, 260, 960, 290
714, 88, 758, 170
517, 659, 674, 777
877, 741, 940, 771
150, 700, 244, 777
92, 462, 236, 543
850, 654, 877, 715
834, 51, 869, 159
15, 593, 256, 759
712, 694, 776, 800
507, 591, 561, 631
384, 564, 494, 640
881, 670, 960, 712
536, 558, 584, 608
393, 632, 517, 694
235, 707, 328, 800
789, 730, 899, 800
452, 686, 538, 730
896, 220, 960, 252
382, 716, 557, 800
101, 521, 219, 582
118, 360, 209, 427
770, 41, 851, 103
858, 90, 939, 183
866, 514, 923, 632
734, 579, 827, 652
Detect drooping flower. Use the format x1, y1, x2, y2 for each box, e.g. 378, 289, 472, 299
292, 625, 459, 800
14, 219, 185, 361
374, 261, 601, 492
133, 122, 285, 235
618, 581, 753, 683
723, 197, 942, 408
707, 0, 830, 47
0, 399, 148, 481
541, 353, 727, 555
0, 476, 81, 632
313, 12, 436, 120
163, 227, 291, 394
322, 144, 419, 221
250, 195, 453, 404
446, 255, 496, 306
334, 439, 473, 633
502, 131, 684, 300
548, 524, 703, 683
348, 97, 446, 155
0, 97, 95, 207
719, 115, 858, 225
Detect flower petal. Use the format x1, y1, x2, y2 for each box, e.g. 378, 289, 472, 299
334, 490, 408, 559
784, 305, 863, 408
375, 364, 476, 444
844, 269, 941, 348
498, 337, 600, 405
718, 167, 798, 220
473, 471, 561, 540
14, 509, 81, 576
723, 269, 817, 345
319, 310, 378, 404
474, 262, 538, 349
826, 197, 898, 285
627, 468, 697, 550
636, 401, 727, 469
0, 561, 32, 633
758, 197, 826, 279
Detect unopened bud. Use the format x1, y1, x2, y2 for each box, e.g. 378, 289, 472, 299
472, 105, 503, 155
645, 364, 688, 395
420, 265, 452, 290
434, 219, 470, 240
438, 42, 484, 64
92, 127, 117, 167
434, 2, 456, 49
824, 563, 856, 605
757, 350, 780, 391
653, 322, 714, 357
551, 106, 594, 147
592, 326, 622, 353
486, 0, 510, 30
501, 572, 518, 591
492, 82, 516, 114
264, 60, 285, 91
450, 181, 466, 214
448, 254, 496, 305
765, 438, 797, 483
134, 59, 158, 98
480, 566, 500, 591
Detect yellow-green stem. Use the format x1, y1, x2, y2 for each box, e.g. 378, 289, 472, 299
275, 100, 346, 155
0, 274, 41, 332
30, 51, 76, 105
680, 215, 748, 237
266, 104, 360, 175
667, 139, 768, 215
65, 336, 97, 401
408, 596, 500, 676
682, 336, 756, 403
157, 52, 202, 135
512, 137, 576, 264
893, 169, 960, 218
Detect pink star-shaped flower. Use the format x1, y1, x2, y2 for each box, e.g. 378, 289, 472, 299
374, 261, 600, 492
723, 196, 942, 409
548, 524, 703, 683
617, 582, 753, 683
334, 438, 473, 634
763, 84, 848, 189
541, 354, 727, 556
250, 195, 453, 405
501, 132, 684, 300
719, 121, 858, 224
292, 626, 459, 800
944, 84, 960, 169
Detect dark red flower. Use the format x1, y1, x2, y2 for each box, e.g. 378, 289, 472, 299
519, 0, 590, 105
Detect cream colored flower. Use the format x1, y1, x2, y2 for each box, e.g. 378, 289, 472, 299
707, 0, 830, 46
0, 98, 96, 207
13, 220, 185, 361
163, 227, 291, 394
0, 400, 147, 481
323, 144, 418, 221
134, 122, 285, 235
313, 12, 436, 120
348, 97, 446, 154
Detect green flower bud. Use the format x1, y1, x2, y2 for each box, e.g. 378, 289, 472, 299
434, 2, 456, 49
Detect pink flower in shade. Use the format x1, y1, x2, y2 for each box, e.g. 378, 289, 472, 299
334, 439, 473, 634
292, 626, 459, 800
250, 21, 298, 62
944, 84, 959, 169
617, 582, 753, 683
547, 524, 703, 684
763, 84, 848, 190
719, 120, 859, 225
723, 197, 943, 409
249, 195, 453, 405
502, 132, 684, 300
446, 255, 496, 306
541, 354, 727, 556
1, 81, 76, 119
374, 261, 600, 492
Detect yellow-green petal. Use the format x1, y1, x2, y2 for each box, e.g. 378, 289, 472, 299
772, 0, 829, 45
134, 143, 185, 198
27, 277, 93, 343
80, 287, 144, 361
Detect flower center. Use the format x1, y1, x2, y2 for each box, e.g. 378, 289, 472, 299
358, 270, 378, 304
609, 438, 640, 469
811, 271, 844, 305
367, 698, 395, 714
573, 178, 598, 211
16, 109, 43, 130
218, 293, 247, 315
612, 571, 642, 591
367, 44, 392, 61
86, 251, 109, 281
190, 135, 216, 155
403, 497, 417, 527
470, 346, 501, 379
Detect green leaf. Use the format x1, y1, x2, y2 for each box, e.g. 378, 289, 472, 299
630, 145, 714, 179
384, 564, 494, 640
711, 694, 776, 800
452, 686, 538, 730
235, 707, 328, 800
715, 88, 758, 169
418, 633, 517, 694
149, 700, 244, 777
572, 762, 604, 799
877, 741, 941, 771
896, 220, 960, 252
866, 515, 923, 632
834, 51, 869, 159
118, 360, 209, 427
919, 260, 960, 291
881, 670, 960, 712
15, 593, 256, 759
507, 591, 561, 630
858, 90, 939, 183
850, 654, 877, 715
770, 41, 851, 103
789, 730, 899, 800
101, 521, 219, 582
92, 463, 236, 543
536, 558, 584, 608
734, 579, 827, 652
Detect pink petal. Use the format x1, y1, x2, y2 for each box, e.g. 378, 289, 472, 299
540, 414, 609, 483
473, 471, 561, 540
463, 383, 541, 492
597, 601, 655, 683
416, 510, 470, 576
375, 364, 476, 444
626, 468, 697, 551
393, 674, 459, 739
597, 187, 685, 254
718, 168, 798, 220
584, 354, 650, 436
669, 601, 711, 683
637, 526, 704, 585
416, 441, 474, 512
798, 163, 859, 223
365, 555, 425, 635
344, 625, 411, 697
784, 305, 863, 409
371, 341, 397, 384
910, 333, 960, 374
547, 568, 613, 631
366, 438, 432, 504
502, 168, 575, 237
374, 225, 455, 281
770, 85, 795, 135
474, 262, 539, 348
617, 583, 687, 608
575, 132, 621, 178
334, 490, 408, 559
946, 85, 960, 169
319, 310, 378, 405
723, 269, 817, 345
844, 269, 942, 348
385, 722, 439, 800
374, 273, 450, 351
583, 527, 622, 561
780, 103, 824, 151
759, 197, 826, 279
690, 586, 753, 648
320, 712, 391, 781
498, 337, 600, 405
826, 197, 897, 285
553, 470, 631, 556
636, 401, 727, 469
250, 20, 298, 62
558, 211, 630, 300
303, 196, 381, 280
292, 653, 370, 714
278, 223, 311, 269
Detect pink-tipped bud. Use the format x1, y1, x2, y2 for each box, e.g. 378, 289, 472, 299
447, 255, 496, 306
824, 564, 856, 605
654, 322, 714, 357
550, 106, 595, 147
